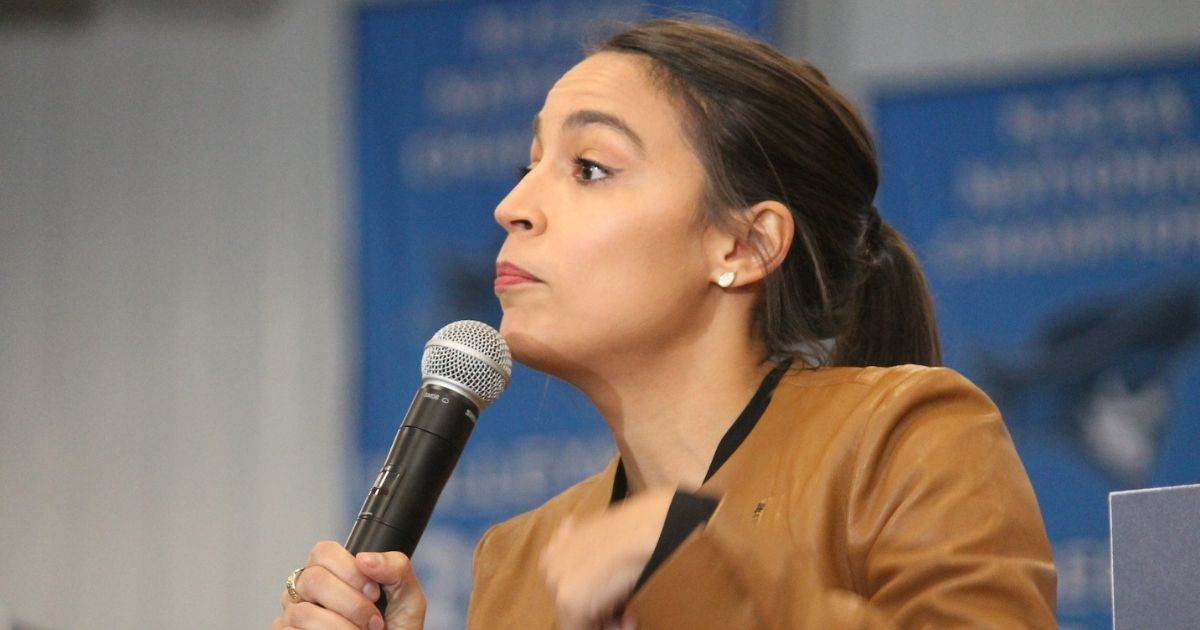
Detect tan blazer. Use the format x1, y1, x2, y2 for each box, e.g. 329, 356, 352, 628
468, 365, 1057, 628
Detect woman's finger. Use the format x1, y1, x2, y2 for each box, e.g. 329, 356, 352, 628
355, 552, 427, 629
541, 490, 673, 629
291, 564, 384, 630
278, 600, 361, 630
307, 540, 380, 600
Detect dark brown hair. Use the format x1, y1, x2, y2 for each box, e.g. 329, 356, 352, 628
598, 19, 941, 367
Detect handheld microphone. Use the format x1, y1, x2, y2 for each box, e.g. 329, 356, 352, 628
345, 320, 511, 583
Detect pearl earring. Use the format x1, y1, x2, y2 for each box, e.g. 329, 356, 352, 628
717, 271, 736, 288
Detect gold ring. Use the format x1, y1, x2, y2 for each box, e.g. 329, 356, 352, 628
286, 566, 307, 604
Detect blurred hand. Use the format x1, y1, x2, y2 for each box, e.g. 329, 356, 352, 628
273, 540, 426, 630
540, 488, 675, 630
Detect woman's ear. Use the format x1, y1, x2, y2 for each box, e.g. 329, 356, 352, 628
705, 200, 794, 288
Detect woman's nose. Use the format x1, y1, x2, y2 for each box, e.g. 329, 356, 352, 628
494, 168, 546, 235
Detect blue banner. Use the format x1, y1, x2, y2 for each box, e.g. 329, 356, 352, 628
875, 58, 1200, 629
354, 2, 771, 626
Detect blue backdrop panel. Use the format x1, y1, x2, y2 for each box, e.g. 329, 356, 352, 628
354, 2, 770, 626
875, 57, 1200, 629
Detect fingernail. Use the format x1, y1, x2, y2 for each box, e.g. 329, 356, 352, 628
358, 552, 382, 568
369, 615, 384, 630
362, 580, 380, 600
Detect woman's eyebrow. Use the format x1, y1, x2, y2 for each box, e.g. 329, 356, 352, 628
531, 110, 647, 155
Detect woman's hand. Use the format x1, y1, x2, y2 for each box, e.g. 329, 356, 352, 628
540, 488, 675, 630
273, 540, 426, 630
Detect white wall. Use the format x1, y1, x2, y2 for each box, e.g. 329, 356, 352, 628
0, 2, 349, 628
1, 1, 1198, 628
791, 0, 1200, 103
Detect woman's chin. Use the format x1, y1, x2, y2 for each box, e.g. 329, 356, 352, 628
499, 327, 554, 371
497, 325, 585, 380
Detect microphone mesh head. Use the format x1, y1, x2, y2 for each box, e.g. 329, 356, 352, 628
421, 320, 512, 408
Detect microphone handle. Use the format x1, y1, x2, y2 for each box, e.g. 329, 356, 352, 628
346, 383, 478, 613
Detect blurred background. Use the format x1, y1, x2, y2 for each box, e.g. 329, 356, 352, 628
1, 1, 1197, 628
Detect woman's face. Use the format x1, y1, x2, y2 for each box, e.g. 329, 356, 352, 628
494, 52, 719, 377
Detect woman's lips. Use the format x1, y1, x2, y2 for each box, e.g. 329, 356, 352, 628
495, 262, 542, 291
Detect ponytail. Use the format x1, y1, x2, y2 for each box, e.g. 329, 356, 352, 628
832, 223, 942, 367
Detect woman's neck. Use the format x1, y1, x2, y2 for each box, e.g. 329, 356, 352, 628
576, 335, 775, 495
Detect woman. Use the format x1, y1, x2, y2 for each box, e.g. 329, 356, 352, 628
275, 19, 1056, 630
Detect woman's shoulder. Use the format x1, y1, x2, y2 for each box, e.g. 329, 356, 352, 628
780, 363, 978, 390
758, 363, 1002, 454
775, 363, 991, 411
469, 457, 619, 624
474, 456, 619, 566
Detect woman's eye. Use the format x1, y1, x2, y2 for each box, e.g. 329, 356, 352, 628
516, 165, 533, 181
574, 157, 613, 183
